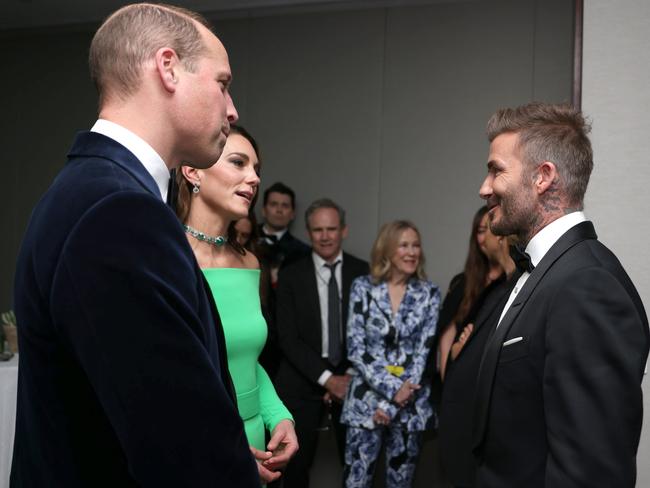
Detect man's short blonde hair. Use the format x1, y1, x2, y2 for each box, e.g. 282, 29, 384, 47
89, 3, 211, 107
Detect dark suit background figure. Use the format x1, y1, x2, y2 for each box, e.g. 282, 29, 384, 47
257, 185, 311, 379
275, 251, 369, 487
258, 224, 312, 271
474, 103, 650, 488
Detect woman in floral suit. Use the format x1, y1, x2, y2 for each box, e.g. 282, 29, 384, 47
341, 220, 440, 488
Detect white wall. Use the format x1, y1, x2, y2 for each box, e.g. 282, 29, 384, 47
582, 2, 650, 485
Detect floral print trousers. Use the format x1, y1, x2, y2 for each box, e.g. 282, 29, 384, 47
343, 426, 422, 488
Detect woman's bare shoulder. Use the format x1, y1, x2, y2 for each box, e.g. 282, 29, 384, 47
240, 249, 260, 270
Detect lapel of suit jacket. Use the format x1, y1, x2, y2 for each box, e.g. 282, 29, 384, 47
302, 256, 323, 351
473, 221, 597, 450
461, 277, 512, 351
68, 131, 163, 200
395, 279, 423, 337
369, 280, 394, 325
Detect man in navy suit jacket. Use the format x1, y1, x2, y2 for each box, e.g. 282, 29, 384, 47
473, 102, 649, 487
11, 4, 259, 487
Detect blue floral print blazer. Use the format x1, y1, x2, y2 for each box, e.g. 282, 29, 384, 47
341, 275, 440, 431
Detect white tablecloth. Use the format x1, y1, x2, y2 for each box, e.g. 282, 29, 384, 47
0, 355, 18, 488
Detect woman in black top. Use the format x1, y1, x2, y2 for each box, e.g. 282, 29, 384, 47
437, 218, 515, 488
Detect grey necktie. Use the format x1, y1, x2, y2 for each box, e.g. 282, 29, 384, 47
325, 261, 342, 367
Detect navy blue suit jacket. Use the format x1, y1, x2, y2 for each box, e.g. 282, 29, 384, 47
11, 132, 259, 487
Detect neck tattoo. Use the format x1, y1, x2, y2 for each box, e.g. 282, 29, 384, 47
183, 225, 226, 247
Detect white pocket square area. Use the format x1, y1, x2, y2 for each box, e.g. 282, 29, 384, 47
503, 337, 524, 347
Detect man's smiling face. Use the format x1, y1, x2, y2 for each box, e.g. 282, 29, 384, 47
480, 132, 537, 238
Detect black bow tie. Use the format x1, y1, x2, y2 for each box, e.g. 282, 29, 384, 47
509, 244, 535, 274
260, 231, 278, 244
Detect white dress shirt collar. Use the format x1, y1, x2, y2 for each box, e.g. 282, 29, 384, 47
312, 250, 343, 270
497, 211, 587, 327
91, 119, 170, 201
525, 211, 587, 266
262, 225, 288, 241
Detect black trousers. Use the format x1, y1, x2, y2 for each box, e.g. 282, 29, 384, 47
281, 395, 346, 487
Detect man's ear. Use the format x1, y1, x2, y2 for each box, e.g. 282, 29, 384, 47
155, 47, 180, 93
341, 225, 349, 239
534, 161, 558, 195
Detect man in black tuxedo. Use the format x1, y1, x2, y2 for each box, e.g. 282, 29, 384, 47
257, 182, 310, 378
259, 182, 311, 276
473, 102, 650, 487
275, 198, 369, 487
11, 4, 259, 487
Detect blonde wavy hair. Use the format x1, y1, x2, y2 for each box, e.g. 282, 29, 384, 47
370, 220, 427, 284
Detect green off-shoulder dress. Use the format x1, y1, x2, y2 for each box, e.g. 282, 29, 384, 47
203, 268, 293, 450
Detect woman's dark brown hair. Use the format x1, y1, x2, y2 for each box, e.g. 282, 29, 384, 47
453, 206, 490, 324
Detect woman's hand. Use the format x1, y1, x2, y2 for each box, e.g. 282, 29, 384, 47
393, 380, 420, 407
263, 419, 299, 471
250, 446, 281, 483
450, 323, 474, 361
373, 408, 391, 426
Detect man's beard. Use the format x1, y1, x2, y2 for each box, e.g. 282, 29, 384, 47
489, 187, 536, 239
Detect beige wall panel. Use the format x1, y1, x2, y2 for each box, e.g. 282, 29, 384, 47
583, 1, 650, 484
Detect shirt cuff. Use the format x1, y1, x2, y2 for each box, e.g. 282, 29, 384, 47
317, 369, 333, 386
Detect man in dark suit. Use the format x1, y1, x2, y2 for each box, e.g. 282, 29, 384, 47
258, 182, 311, 275
275, 198, 369, 488
257, 182, 310, 378
473, 102, 650, 487
11, 4, 259, 487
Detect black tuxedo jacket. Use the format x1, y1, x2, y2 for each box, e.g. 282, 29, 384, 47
257, 225, 311, 271
11, 132, 259, 487
439, 276, 512, 487
473, 221, 649, 487
274, 253, 369, 399
256, 227, 310, 376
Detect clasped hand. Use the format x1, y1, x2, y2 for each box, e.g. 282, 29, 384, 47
249, 419, 298, 483
324, 373, 351, 403
393, 380, 420, 408
450, 323, 474, 361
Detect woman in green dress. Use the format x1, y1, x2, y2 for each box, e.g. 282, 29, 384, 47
176, 125, 297, 484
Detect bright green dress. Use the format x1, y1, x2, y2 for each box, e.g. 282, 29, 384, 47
203, 268, 292, 451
